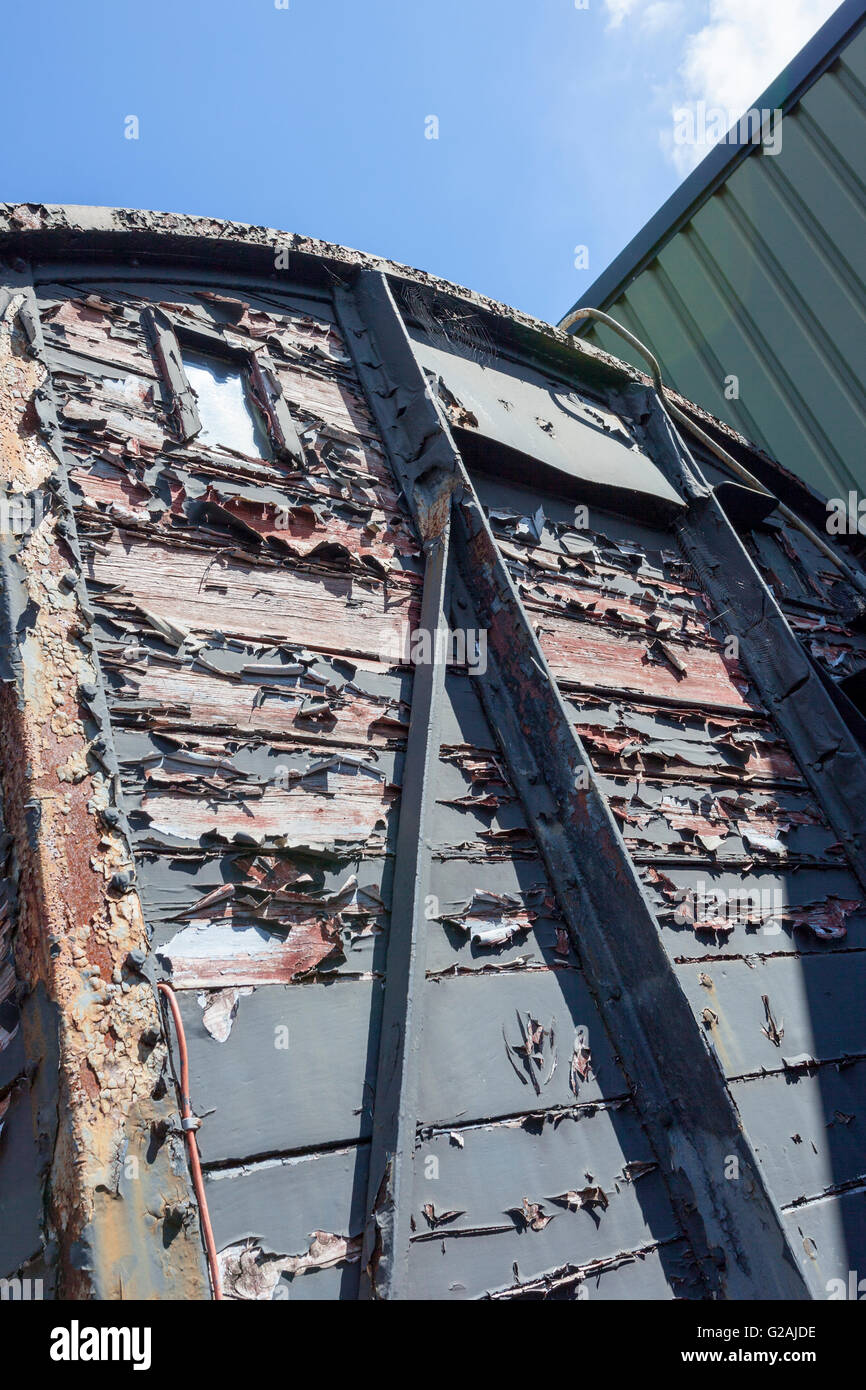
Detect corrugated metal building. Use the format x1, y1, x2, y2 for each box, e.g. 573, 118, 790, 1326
1, 205, 866, 1302
562, 0, 866, 503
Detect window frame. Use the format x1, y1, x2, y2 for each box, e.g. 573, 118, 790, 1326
142, 306, 304, 464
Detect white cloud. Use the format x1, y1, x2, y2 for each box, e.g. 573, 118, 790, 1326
605, 0, 684, 33
680, 0, 840, 122
604, 0, 640, 30
641, 2, 685, 33
663, 0, 842, 174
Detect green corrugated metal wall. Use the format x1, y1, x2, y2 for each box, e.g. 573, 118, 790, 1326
579, 24, 866, 501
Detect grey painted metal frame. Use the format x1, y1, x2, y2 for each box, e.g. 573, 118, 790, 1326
635, 387, 866, 890
337, 269, 810, 1301
142, 306, 202, 442
357, 516, 452, 1300
335, 281, 461, 1300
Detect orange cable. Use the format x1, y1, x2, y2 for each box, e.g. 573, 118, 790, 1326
157, 981, 223, 1299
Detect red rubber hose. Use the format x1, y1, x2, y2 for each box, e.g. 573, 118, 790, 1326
157, 982, 223, 1299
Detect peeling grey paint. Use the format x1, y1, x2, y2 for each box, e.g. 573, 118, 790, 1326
0, 207, 864, 1300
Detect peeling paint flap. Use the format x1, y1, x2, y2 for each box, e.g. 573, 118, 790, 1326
409, 333, 684, 510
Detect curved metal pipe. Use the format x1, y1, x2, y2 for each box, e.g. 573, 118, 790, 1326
561, 306, 866, 598
158, 981, 223, 1300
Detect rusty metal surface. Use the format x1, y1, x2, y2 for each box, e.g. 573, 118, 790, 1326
1, 208, 865, 1302
0, 269, 208, 1299
27, 273, 412, 1298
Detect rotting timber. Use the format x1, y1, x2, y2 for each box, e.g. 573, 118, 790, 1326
0, 205, 865, 1301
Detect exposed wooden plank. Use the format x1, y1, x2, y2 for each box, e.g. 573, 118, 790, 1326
537, 613, 755, 708
645, 863, 865, 957
88, 538, 418, 658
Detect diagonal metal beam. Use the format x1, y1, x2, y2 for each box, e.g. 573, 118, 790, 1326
634, 387, 866, 892
338, 268, 810, 1301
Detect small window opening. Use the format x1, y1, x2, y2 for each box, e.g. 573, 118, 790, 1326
182, 349, 272, 458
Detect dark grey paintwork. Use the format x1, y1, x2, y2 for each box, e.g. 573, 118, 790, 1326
784, 1188, 866, 1298
410, 333, 684, 512
679, 953, 866, 1075
204, 1146, 369, 1254
732, 1061, 866, 1205
1, 208, 864, 1301
179, 980, 383, 1164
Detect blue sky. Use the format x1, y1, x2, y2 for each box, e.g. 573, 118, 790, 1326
0, 0, 841, 322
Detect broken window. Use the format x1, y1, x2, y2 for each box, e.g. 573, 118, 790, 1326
182, 348, 272, 458
142, 304, 304, 463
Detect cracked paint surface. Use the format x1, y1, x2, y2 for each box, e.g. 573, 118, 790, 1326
0, 285, 208, 1298
1, 208, 864, 1300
